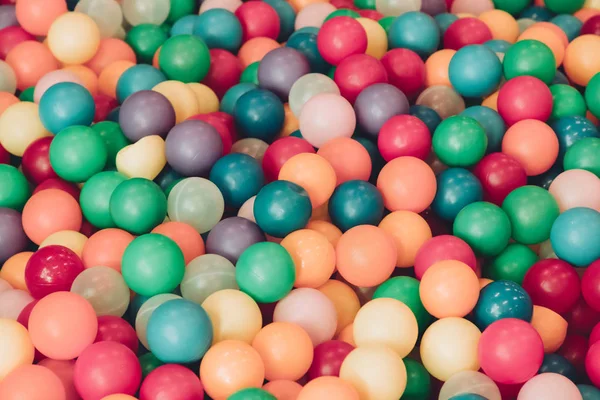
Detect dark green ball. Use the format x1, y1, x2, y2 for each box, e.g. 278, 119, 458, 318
254, 180, 311, 238
329, 180, 384, 232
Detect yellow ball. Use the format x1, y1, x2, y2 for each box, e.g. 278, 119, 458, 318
202, 289, 263, 344
0, 102, 51, 157
585, 0, 600, 9
439, 370, 502, 400
116, 135, 166, 180
39, 230, 88, 258
188, 83, 220, 114
0, 319, 34, 380
357, 18, 388, 60
420, 317, 481, 381
340, 346, 407, 400
48, 12, 101, 65
153, 80, 200, 123
353, 298, 418, 358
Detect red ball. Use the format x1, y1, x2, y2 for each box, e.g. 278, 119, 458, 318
558, 334, 589, 373
380, 49, 425, 98
16, 299, 46, 362
591, 323, 600, 346
334, 54, 388, 103
472, 152, 527, 206
582, 260, 600, 312
443, 18, 493, 50
307, 340, 354, 381
566, 297, 600, 336
378, 115, 431, 161
358, 9, 384, 20
24, 245, 85, 299
33, 178, 81, 201
74, 341, 142, 399
495, 382, 524, 400
413, 235, 477, 279
202, 49, 243, 99
586, 342, 600, 387
478, 318, 544, 385
0, 26, 34, 60
139, 364, 204, 400
521, 259, 580, 315
0, 142, 10, 164
235, 1, 280, 42
330, 0, 358, 8
187, 113, 233, 155
95, 316, 139, 354
497, 76, 553, 126
21, 137, 57, 185
317, 16, 368, 66
94, 94, 118, 123
581, 15, 600, 36
262, 137, 316, 182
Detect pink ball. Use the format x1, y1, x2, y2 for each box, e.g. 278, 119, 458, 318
517, 373, 582, 400
497, 76, 553, 126
378, 115, 432, 161
139, 364, 204, 400
0, 289, 33, 320
334, 54, 388, 103
450, 0, 494, 15
38, 359, 79, 400
591, 322, 600, 346
298, 93, 356, 148
0, 278, 12, 294
549, 169, 600, 212
295, 3, 337, 30
95, 316, 139, 354
273, 288, 337, 346
587, 343, 600, 387
413, 235, 477, 280
33, 70, 84, 103
583, 260, 600, 313
74, 341, 141, 400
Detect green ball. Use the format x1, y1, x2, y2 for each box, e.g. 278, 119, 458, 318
401, 359, 432, 400
110, 178, 167, 234
325, 9, 361, 21
91, 121, 130, 168
492, 0, 531, 15
502, 185, 559, 245
485, 243, 539, 285
19, 87, 34, 102
453, 202, 511, 257
236, 242, 295, 303
354, 0, 376, 10
373, 276, 433, 334
240, 62, 260, 85
379, 16, 395, 34
432, 116, 487, 167
126, 24, 169, 65
139, 352, 164, 378
122, 233, 185, 296
550, 84, 587, 120
503, 39, 556, 84
564, 137, 600, 177
49, 125, 107, 183
228, 388, 276, 400
159, 35, 211, 83
544, 0, 585, 14
167, 0, 197, 24
0, 165, 31, 210
585, 73, 600, 120
80, 171, 127, 229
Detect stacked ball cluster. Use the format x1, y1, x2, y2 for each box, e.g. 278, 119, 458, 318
1, 0, 600, 399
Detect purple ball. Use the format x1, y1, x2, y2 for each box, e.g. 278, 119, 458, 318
353, 83, 409, 137
0, 6, 17, 30
118, 90, 176, 142
420, 0, 447, 16
205, 217, 266, 263
165, 120, 224, 177
258, 47, 311, 101
0, 208, 28, 264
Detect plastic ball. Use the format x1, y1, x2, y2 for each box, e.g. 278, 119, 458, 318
167, 177, 225, 234
317, 16, 367, 66
497, 76, 553, 126
583, 261, 600, 313
110, 178, 166, 235
530, 305, 568, 353
234, 89, 284, 142
0, 365, 66, 400
564, 35, 600, 87
551, 116, 600, 164
0, 209, 27, 264
122, 0, 169, 26
47, 12, 100, 65
424, 49, 455, 87
377, 211, 431, 269
0, 318, 34, 381
564, 137, 600, 178
502, 119, 558, 176
522, 259, 580, 315
199, 49, 242, 99
473, 280, 533, 330
0, 103, 52, 158
449, 44, 502, 97
388, 11, 439, 57
180, 254, 237, 304
139, 364, 204, 400
278, 153, 335, 208
164, 117, 220, 175
439, 371, 501, 400
327, 180, 383, 232
116, 64, 166, 103
549, 169, 600, 212
460, 106, 506, 154
238, 37, 280, 68
38, 82, 95, 135
0, 165, 30, 211
95, 315, 138, 353
317, 279, 360, 335
78, 171, 125, 229
380, 48, 425, 98
550, 207, 600, 267
33, 70, 82, 104
306, 340, 353, 380
118, 90, 175, 142
416, 85, 465, 119
453, 201, 511, 256
334, 54, 388, 103
70, 266, 130, 317
204, 217, 263, 264
486, 243, 538, 284
258, 48, 310, 101
444, 17, 492, 50
81, 228, 133, 271
519, 373, 582, 400
478, 9, 519, 42
5, 41, 58, 91
503, 39, 556, 84
316, 137, 371, 184
414, 235, 475, 279
24, 245, 82, 299
298, 376, 359, 400
298, 93, 355, 148
135, 293, 181, 350
433, 115, 488, 167
194, 9, 242, 53
432, 168, 483, 220
210, 153, 264, 209
0, 288, 32, 320
377, 156, 436, 212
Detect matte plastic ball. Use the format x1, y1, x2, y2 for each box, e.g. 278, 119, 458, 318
414, 234, 476, 279
503, 39, 556, 84
0, 365, 66, 400
194, 9, 242, 53
564, 35, 600, 87
438, 371, 501, 400
400, 359, 431, 400
210, 153, 265, 208
486, 243, 538, 285
453, 201, 511, 257
24, 245, 83, 299
79, 171, 126, 229
522, 259, 581, 315
180, 254, 235, 307
139, 364, 204, 400
286, 31, 329, 74
449, 45, 501, 98
39, 82, 95, 134
444, 18, 492, 50
389, 12, 439, 57
206, 217, 265, 264
47, 12, 100, 65
564, 137, 600, 178
121, 234, 185, 297
118, 90, 175, 142
380, 48, 426, 98
317, 17, 367, 66
586, 73, 600, 120
95, 315, 138, 353
298, 93, 355, 148
0, 165, 30, 211
433, 115, 488, 167
234, 89, 285, 143
0, 209, 27, 264
81, 228, 133, 271
153, 222, 206, 264
538, 353, 578, 381
550, 207, 600, 267
135, 294, 181, 350
519, 373, 582, 400
583, 261, 600, 312
167, 177, 225, 234
377, 114, 431, 161
308, 340, 354, 380
473, 280, 533, 330
158, 35, 210, 83
235, 1, 280, 41
116, 65, 166, 103
432, 168, 483, 221
550, 84, 587, 121
258, 47, 310, 101
334, 54, 388, 104
71, 266, 130, 317
280, 229, 335, 289
110, 178, 166, 235
262, 137, 315, 182
328, 180, 383, 232
376, 0, 421, 16
460, 106, 506, 153
551, 116, 600, 163
278, 153, 336, 209
20, 137, 56, 185
353, 83, 408, 136
502, 119, 559, 176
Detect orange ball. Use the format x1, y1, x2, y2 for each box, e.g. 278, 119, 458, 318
481, 90, 499, 111
335, 225, 397, 287
238, 37, 280, 67
478, 9, 519, 43
252, 322, 314, 381
279, 153, 337, 209
575, 8, 600, 23
15, 0, 67, 36
0, 319, 34, 381
419, 260, 480, 319
532, 22, 569, 47
564, 34, 600, 86
376, 156, 437, 213
85, 38, 136, 75
38, 359, 78, 400
501, 119, 559, 176
281, 103, 300, 137
6, 41, 59, 91
379, 211, 432, 268
47, 12, 101, 65
0, 365, 65, 400
151, 222, 205, 265
152, 47, 161, 69
0, 252, 32, 292
101, 395, 137, 400
479, 278, 493, 289
263, 380, 303, 400
518, 25, 566, 66
530, 305, 568, 353
318, 279, 361, 335
98, 60, 134, 99
424, 49, 455, 87
81, 228, 134, 271
281, 229, 335, 288
316, 137, 372, 185
22, 189, 82, 245
200, 340, 265, 400
306, 220, 342, 247
336, 322, 355, 346
289, 0, 328, 11
297, 376, 360, 400
62, 65, 98, 96
0, 93, 19, 117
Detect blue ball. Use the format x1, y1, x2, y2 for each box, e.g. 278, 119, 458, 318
449, 45, 502, 98
539, 354, 578, 381
116, 65, 166, 103
553, 70, 570, 85
529, 163, 563, 189
234, 89, 285, 142
264, 0, 296, 42
107, 106, 120, 123
550, 116, 600, 162
220, 83, 258, 115
389, 12, 440, 57
286, 32, 330, 74
551, 14, 582, 42
193, 9, 243, 53
39, 82, 95, 134
329, 180, 384, 232
578, 384, 600, 400
432, 168, 483, 221
449, 395, 488, 400
484, 39, 511, 53
520, 5, 555, 21
170, 15, 200, 36
289, 26, 319, 39
209, 153, 265, 209
354, 137, 385, 183
147, 299, 213, 363
473, 280, 533, 330
434, 13, 459, 34
409, 105, 442, 133
551, 207, 600, 267
461, 106, 506, 153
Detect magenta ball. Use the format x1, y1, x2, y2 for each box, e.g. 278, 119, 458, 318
95, 315, 139, 354
413, 235, 477, 279
583, 260, 600, 313
377, 114, 432, 161
139, 364, 205, 400
587, 343, 600, 388
24, 245, 84, 299
307, 340, 354, 380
